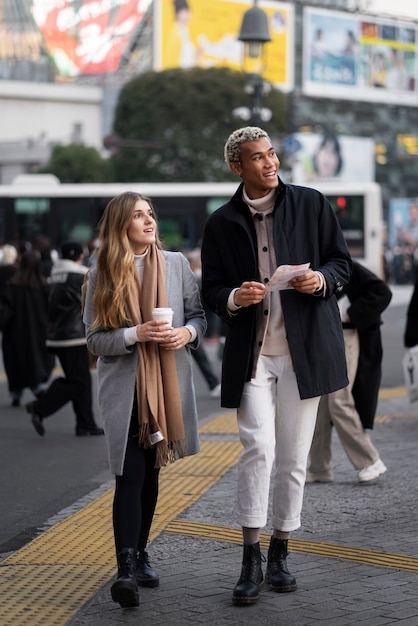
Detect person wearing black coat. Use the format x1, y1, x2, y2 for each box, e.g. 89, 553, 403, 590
26, 241, 103, 437
404, 277, 418, 348
0, 250, 55, 407
201, 126, 351, 605
307, 261, 392, 484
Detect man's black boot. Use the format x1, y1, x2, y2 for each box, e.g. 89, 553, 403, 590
136, 550, 160, 587
111, 548, 140, 607
232, 542, 264, 605
265, 537, 297, 592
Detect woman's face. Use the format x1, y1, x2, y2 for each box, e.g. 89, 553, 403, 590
127, 199, 157, 255
177, 8, 190, 25
316, 140, 339, 178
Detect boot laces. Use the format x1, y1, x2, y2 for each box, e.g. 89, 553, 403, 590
117, 549, 136, 577
241, 546, 266, 581
138, 550, 151, 566
269, 540, 290, 574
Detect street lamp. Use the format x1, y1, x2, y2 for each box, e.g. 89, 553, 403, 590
237, 0, 272, 126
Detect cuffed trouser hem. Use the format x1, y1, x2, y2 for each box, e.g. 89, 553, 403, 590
271, 516, 301, 533
236, 514, 267, 529
236, 515, 301, 533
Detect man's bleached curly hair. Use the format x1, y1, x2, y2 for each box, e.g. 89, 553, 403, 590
224, 126, 271, 166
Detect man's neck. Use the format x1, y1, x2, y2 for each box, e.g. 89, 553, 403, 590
243, 187, 277, 212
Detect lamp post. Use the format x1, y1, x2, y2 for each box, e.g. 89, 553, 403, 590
237, 0, 272, 126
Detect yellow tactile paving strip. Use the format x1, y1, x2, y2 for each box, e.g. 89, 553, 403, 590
199, 411, 238, 433
378, 386, 407, 399
0, 433, 241, 626
1, 404, 418, 626
166, 521, 418, 572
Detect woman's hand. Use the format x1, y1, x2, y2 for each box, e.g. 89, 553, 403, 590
136, 320, 173, 343
136, 322, 191, 349
160, 326, 192, 350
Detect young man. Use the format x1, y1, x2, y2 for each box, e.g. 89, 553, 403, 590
201, 127, 352, 605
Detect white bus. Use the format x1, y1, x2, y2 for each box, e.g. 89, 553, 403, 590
0, 177, 383, 275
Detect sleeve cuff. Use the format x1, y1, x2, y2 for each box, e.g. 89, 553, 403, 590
227, 288, 242, 315
185, 324, 197, 342
313, 271, 326, 297
124, 326, 139, 345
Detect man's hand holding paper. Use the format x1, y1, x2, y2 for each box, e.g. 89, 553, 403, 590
266, 263, 311, 292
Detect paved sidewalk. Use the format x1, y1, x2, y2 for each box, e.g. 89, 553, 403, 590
66, 391, 418, 626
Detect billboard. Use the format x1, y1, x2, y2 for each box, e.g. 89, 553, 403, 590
155, 0, 294, 91
303, 7, 418, 105
30, 0, 152, 77
289, 133, 375, 184
389, 197, 418, 248
358, 0, 418, 21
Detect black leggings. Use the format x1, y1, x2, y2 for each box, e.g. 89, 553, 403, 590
113, 406, 160, 555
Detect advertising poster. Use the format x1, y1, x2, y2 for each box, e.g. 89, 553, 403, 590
30, 0, 152, 77
289, 133, 375, 184
303, 7, 418, 105
155, 0, 294, 91
389, 197, 418, 247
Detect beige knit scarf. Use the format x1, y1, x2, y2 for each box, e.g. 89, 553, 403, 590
126, 244, 186, 467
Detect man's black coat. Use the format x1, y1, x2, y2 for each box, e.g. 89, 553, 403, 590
201, 180, 352, 408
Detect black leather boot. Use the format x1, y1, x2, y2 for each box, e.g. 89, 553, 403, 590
265, 537, 297, 592
136, 550, 160, 588
232, 542, 264, 605
26, 402, 45, 437
111, 548, 140, 607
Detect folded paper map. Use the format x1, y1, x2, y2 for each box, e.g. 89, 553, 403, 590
265, 263, 310, 292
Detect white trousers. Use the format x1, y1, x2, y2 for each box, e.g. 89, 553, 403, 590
237, 354, 320, 532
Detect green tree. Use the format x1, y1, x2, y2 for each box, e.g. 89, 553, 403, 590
111, 67, 288, 182
38, 143, 111, 183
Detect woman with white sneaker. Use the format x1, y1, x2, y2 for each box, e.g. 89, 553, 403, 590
307, 261, 392, 484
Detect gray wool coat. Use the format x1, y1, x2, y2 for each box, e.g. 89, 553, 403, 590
83, 250, 206, 475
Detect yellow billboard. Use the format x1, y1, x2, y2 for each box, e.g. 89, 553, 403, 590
155, 0, 294, 90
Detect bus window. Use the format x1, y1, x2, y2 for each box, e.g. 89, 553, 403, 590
14, 197, 51, 242
52, 196, 101, 245
207, 197, 230, 214
159, 218, 190, 250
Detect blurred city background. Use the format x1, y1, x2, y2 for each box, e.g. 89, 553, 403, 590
1, 0, 418, 283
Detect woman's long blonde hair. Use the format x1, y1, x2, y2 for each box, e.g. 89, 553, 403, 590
88, 191, 162, 329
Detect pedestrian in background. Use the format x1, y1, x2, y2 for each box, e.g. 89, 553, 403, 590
26, 241, 103, 437
201, 126, 351, 605
0, 244, 18, 299
83, 192, 206, 609
0, 250, 54, 407
32, 234, 54, 278
307, 261, 391, 484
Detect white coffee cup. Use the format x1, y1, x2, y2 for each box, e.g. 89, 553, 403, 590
152, 307, 173, 325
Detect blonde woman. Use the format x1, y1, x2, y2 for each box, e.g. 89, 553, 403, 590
83, 191, 206, 608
